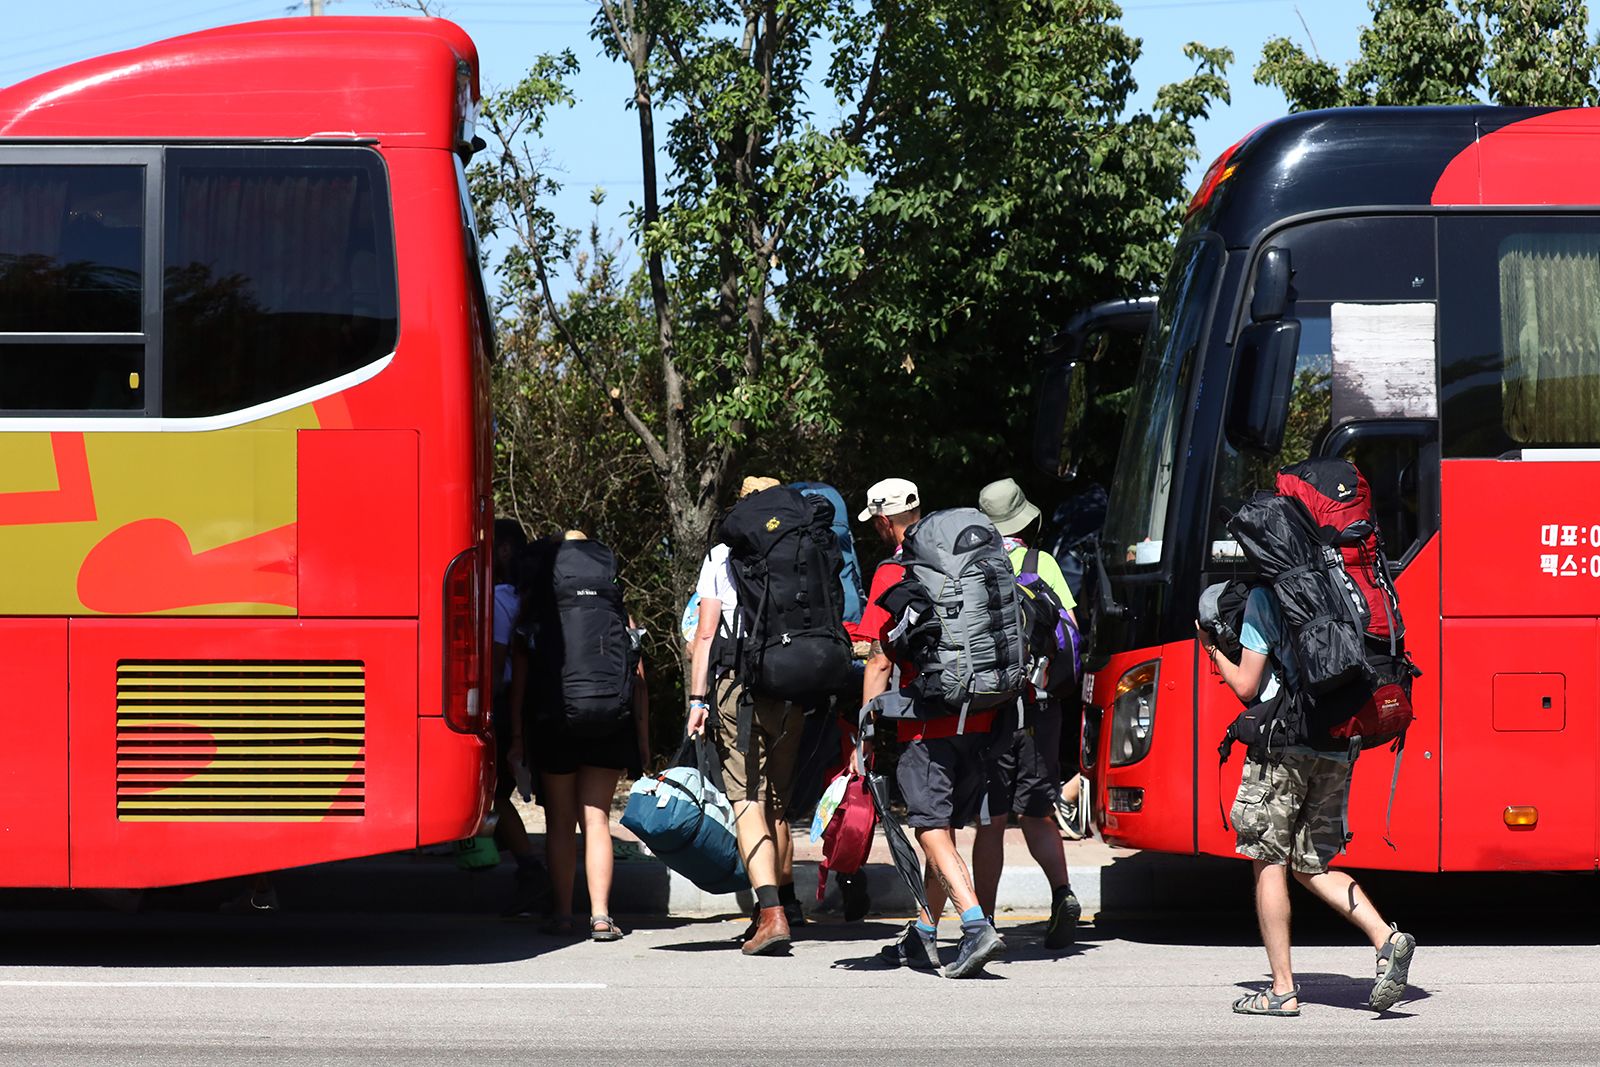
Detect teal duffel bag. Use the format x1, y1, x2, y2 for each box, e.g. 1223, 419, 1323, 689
621, 735, 747, 895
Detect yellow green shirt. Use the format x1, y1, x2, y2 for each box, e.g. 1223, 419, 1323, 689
1005, 540, 1076, 612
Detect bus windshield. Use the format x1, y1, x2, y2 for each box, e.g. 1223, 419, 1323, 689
1103, 236, 1222, 568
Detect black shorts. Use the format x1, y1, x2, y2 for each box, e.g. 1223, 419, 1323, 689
531, 718, 638, 777
984, 699, 1064, 820
897, 733, 990, 830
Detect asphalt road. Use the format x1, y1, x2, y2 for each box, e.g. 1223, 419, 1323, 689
0, 887, 1597, 1067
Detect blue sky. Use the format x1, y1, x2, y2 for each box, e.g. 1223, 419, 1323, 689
2, 0, 1371, 279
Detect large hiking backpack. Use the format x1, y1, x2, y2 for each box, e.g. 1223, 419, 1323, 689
893, 508, 1027, 721
1015, 547, 1082, 697
1275, 458, 1404, 645
549, 539, 638, 737
717, 485, 852, 714
791, 481, 867, 626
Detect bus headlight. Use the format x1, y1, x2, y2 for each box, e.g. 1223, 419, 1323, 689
1108, 660, 1158, 767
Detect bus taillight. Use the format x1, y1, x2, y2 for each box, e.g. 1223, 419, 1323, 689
442, 546, 486, 734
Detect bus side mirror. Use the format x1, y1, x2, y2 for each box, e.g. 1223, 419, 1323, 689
1251, 247, 1291, 322
1034, 360, 1087, 480
1227, 318, 1301, 454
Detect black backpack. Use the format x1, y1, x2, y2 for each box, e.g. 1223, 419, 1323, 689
716, 486, 852, 723
548, 539, 637, 737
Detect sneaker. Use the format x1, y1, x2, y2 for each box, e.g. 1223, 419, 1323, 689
1044, 888, 1081, 949
1055, 795, 1083, 840
839, 871, 871, 922
878, 921, 939, 970
942, 923, 1005, 979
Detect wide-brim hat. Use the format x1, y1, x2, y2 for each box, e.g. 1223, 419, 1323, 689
978, 477, 1040, 536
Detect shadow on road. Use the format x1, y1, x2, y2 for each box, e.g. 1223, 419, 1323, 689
1096, 852, 1600, 948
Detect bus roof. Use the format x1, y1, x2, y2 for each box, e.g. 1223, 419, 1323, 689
1192, 105, 1600, 247
0, 17, 479, 149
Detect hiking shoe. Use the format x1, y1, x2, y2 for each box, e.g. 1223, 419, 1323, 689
1044, 887, 1081, 949
942, 923, 1004, 979
502, 865, 553, 920
1368, 926, 1416, 1012
784, 899, 809, 929
878, 921, 939, 970
839, 871, 871, 922
741, 905, 792, 956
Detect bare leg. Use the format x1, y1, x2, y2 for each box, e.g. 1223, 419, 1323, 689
577, 765, 622, 921
1019, 815, 1071, 891
1253, 860, 1299, 1010
916, 827, 979, 916
771, 798, 794, 887
732, 800, 779, 889
541, 771, 579, 918
972, 818, 1006, 917
1294, 868, 1396, 950
1058, 774, 1082, 806
494, 793, 532, 858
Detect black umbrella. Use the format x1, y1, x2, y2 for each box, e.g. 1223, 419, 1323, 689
864, 769, 930, 920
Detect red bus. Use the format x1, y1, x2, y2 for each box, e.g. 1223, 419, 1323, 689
0, 17, 496, 888
1054, 106, 1600, 873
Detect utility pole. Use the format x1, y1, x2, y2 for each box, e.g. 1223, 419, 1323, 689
308, 0, 323, 13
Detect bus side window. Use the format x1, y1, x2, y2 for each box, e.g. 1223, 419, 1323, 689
0, 162, 148, 414
162, 147, 398, 420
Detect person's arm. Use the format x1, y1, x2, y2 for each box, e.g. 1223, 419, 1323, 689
632, 658, 651, 770
686, 596, 720, 736
506, 642, 528, 761
1196, 623, 1269, 703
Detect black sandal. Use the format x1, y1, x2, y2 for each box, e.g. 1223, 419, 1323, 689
1232, 987, 1301, 1016
1369, 925, 1416, 1012
590, 915, 625, 942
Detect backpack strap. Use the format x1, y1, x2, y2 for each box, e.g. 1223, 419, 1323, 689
1021, 546, 1040, 582
1382, 734, 1405, 850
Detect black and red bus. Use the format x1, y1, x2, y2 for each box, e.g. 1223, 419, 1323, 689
1050, 106, 1600, 872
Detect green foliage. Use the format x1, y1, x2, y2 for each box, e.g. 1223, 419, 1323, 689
476, 2, 1236, 732
1257, 0, 1600, 110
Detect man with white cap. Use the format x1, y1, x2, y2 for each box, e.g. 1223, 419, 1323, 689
857, 478, 1006, 978
976, 477, 1082, 949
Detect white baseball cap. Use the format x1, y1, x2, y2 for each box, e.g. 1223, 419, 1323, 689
858, 477, 921, 522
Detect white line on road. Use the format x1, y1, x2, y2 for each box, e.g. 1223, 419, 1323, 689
0, 980, 605, 990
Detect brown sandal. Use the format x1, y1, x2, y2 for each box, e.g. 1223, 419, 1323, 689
590, 915, 624, 942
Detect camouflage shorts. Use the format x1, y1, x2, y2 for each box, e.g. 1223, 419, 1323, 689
1231, 754, 1353, 874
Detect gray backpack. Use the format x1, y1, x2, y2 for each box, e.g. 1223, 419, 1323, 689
896, 508, 1027, 726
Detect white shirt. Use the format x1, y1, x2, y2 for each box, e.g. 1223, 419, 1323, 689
694, 544, 739, 636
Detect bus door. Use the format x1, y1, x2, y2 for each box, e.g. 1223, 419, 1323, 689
0, 620, 68, 885
1436, 215, 1600, 872
1200, 216, 1442, 870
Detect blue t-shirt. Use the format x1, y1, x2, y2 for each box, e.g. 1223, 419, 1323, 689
1238, 586, 1301, 702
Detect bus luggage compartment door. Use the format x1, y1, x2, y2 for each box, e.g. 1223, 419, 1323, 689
68, 618, 417, 888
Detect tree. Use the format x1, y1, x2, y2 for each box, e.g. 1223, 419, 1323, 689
789, 0, 1231, 509
1256, 0, 1600, 111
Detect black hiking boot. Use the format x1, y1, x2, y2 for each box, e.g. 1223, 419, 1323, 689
501, 862, 553, 920
878, 921, 939, 970
1044, 887, 1081, 949
943, 922, 1004, 979
839, 871, 871, 922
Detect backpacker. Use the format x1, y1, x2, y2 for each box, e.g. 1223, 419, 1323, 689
716, 485, 852, 723
549, 539, 638, 737
791, 481, 867, 626
1016, 547, 1081, 696
890, 508, 1027, 724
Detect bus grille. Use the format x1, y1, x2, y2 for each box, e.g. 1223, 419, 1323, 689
115, 661, 366, 822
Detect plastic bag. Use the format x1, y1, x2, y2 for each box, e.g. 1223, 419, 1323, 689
809, 771, 851, 842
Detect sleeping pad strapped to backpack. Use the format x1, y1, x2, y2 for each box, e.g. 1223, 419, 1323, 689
716, 486, 852, 747
791, 482, 867, 626
549, 539, 639, 737
875, 508, 1026, 729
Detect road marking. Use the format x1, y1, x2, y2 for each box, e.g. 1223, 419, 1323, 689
0, 980, 605, 990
